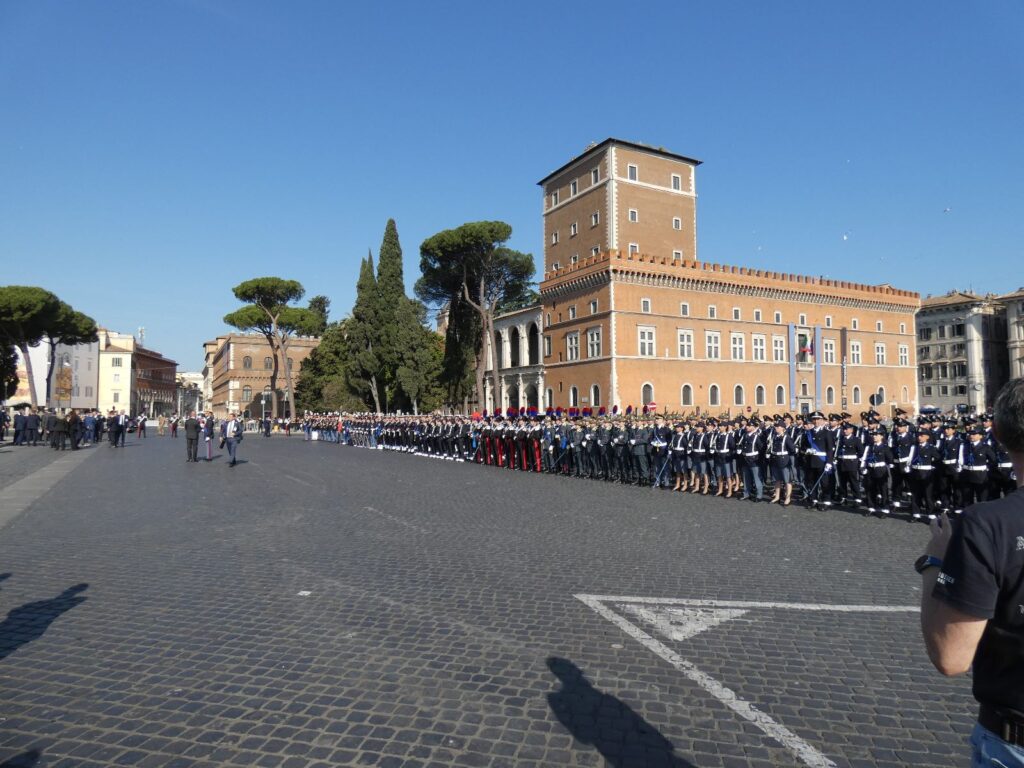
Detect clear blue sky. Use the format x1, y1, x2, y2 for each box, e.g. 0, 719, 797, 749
2, 1, 1022, 370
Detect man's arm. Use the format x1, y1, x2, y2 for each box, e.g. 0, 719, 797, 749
920, 513, 988, 676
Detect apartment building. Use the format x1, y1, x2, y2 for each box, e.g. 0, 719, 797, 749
1003, 287, 1024, 382
916, 291, 1009, 413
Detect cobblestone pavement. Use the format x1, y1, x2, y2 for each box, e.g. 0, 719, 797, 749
0, 437, 975, 767
0, 442, 73, 489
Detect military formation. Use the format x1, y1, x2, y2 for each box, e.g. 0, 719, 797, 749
326, 406, 1016, 521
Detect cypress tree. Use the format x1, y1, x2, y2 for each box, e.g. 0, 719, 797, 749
343, 253, 383, 412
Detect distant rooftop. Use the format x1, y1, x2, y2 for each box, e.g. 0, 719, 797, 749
919, 290, 1000, 309
538, 138, 702, 186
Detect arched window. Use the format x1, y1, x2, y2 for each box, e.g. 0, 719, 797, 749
242, 356, 252, 370
591, 384, 601, 407
775, 385, 785, 406
902, 386, 909, 402
263, 357, 273, 370
242, 386, 252, 402
709, 384, 720, 407
494, 332, 503, 370
852, 386, 861, 404
826, 386, 835, 405
681, 384, 693, 407
877, 386, 886, 404
755, 385, 766, 406
569, 386, 579, 407
641, 383, 654, 405
734, 385, 744, 406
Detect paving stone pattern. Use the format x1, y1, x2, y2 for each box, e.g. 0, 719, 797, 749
0, 436, 975, 767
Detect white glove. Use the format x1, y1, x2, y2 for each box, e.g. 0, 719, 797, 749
205, 436, 211, 442
824, 463, 833, 473
630, 439, 636, 445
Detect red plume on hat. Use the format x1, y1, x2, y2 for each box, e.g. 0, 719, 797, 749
519, 406, 526, 416
626, 405, 633, 415
598, 406, 606, 416
612, 405, 619, 415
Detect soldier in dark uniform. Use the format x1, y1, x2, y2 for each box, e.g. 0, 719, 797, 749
888, 419, 915, 510
908, 430, 940, 520
802, 411, 836, 510
767, 420, 796, 505
629, 418, 650, 486
737, 421, 765, 502
960, 426, 997, 509
860, 429, 895, 515
935, 420, 963, 513
669, 422, 688, 491
834, 421, 864, 506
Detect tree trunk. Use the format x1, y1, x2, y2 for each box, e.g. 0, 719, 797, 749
18, 342, 38, 408
368, 374, 382, 412
264, 331, 280, 418
279, 334, 295, 418
45, 340, 57, 406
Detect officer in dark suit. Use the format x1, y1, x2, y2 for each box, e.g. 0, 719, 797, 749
184, 411, 201, 462
13, 409, 26, 445
25, 409, 40, 446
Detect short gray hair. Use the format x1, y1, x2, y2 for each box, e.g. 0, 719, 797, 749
993, 378, 1024, 453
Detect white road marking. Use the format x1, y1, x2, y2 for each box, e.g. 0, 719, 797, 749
576, 594, 918, 768
297, 590, 312, 596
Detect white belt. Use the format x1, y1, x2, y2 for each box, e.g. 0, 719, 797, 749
806, 450, 826, 456
912, 465, 934, 471
965, 466, 987, 471
839, 454, 858, 459
867, 462, 888, 468
744, 452, 759, 457
943, 459, 958, 464
1000, 463, 1013, 468
895, 457, 910, 463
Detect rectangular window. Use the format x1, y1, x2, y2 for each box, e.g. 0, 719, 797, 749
875, 343, 886, 365
673, 217, 682, 230
671, 174, 681, 191
544, 336, 551, 357
85, 386, 93, 397
591, 168, 599, 184
754, 309, 762, 322
823, 339, 836, 364
918, 327, 932, 340
708, 305, 717, 319
551, 230, 559, 244
566, 332, 580, 361
899, 344, 909, 366
706, 331, 721, 360
954, 323, 965, 336
568, 306, 577, 320
940, 385, 949, 396
680, 302, 689, 317
923, 385, 933, 396
672, 250, 682, 260
730, 333, 745, 360
113, 392, 119, 403
112, 357, 123, 367
591, 211, 600, 227
551, 190, 559, 206
113, 373, 120, 383
852, 318, 859, 330
876, 321, 883, 332
638, 326, 656, 357
752, 335, 766, 361
772, 336, 786, 362
550, 261, 560, 271
570, 180, 578, 196
587, 328, 602, 358
956, 384, 967, 395
641, 298, 651, 313
591, 246, 600, 256
799, 313, 807, 326
851, 341, 862, 365
677, 329, 694, 359
825, 315, 833, 328
774, 311, 782, 324
570, 253, 579, 264
900, 323, 907, 334
627, 164, 638, 181
628, 209, 638, 223
629, 243, 639, 255
570, 222, 578, 237
589, 300, 598, 314
938, 325, 947, 339
732, 307, 741, 321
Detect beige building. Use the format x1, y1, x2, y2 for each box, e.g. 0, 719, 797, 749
1003, 287, 1024, 382
537, 139, 920, 416
482, 304, 544, 412
202, 333, 320, 418
97, 329, 177, 416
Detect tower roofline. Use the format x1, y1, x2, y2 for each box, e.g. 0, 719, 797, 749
537, 138, 703, 186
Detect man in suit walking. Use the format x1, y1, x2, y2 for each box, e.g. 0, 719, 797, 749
221, 412, 243, 467
25, 409, 40, 446
184, 410, 200, 463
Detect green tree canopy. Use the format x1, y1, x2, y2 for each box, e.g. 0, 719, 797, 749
416, 222, 535, 410
44, 301, 99, 403
0, 286, 63, 407
307, 295, 330, 336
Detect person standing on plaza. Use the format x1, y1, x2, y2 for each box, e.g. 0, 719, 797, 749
0, 408, 8, 442
920, 378, 1024, 766
221, 411, 243, 467
137, 413, 147, 438
183, 410, 200, 463
25, 408, 40, 446
66, 409, 82, 450
158, 414, 166, 436
12, 409, 25, 445
202, 410, 215, 460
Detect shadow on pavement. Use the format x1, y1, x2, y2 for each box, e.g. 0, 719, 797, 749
547, 656, 696, 768
0, 750, 41, 767
0, 584, 89, 662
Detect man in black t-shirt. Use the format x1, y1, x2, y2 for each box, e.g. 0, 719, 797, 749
920, 378, 1024, 765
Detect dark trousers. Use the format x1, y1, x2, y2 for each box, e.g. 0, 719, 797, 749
960, 481, 989, 509
836, 467, 862, 500
186, 437, 199, 462
910, 474, 936, 515
226, 438, 238, 464
865, 473, 890, 510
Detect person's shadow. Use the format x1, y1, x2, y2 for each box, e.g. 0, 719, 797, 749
547, 657, 696, 768
0, 749, 41, 767
0, 584, 88, 661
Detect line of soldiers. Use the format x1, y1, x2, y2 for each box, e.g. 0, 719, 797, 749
334, 408, 1016, 520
